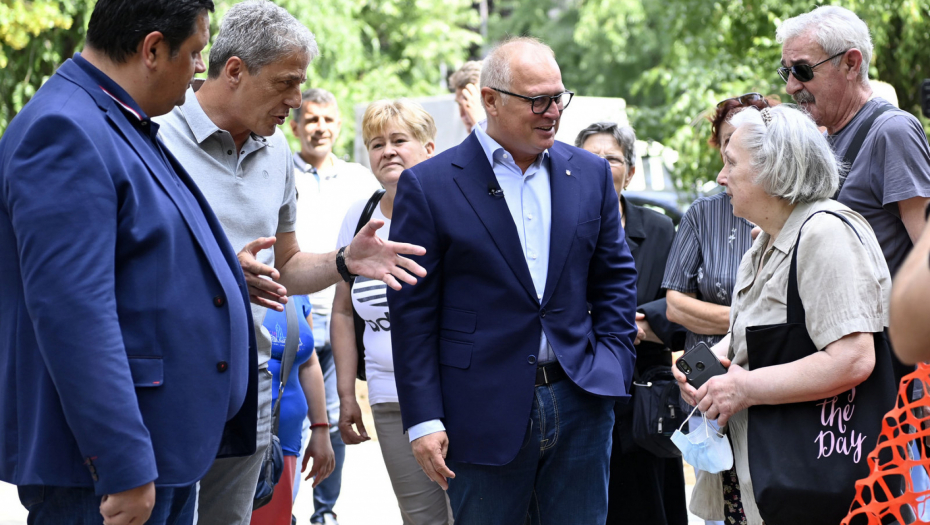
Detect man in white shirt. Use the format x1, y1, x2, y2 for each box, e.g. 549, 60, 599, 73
290, 88, 381, 525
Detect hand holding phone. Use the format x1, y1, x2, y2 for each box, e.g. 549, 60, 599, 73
676, 342, 727, 390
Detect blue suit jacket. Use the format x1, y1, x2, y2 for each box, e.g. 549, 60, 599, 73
387, 134, 638, 465
0, 58, 257, 495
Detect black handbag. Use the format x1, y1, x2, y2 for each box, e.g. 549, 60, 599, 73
253, 299, 300, 510
744, 211, 898, 525
350, 189, 386, 381
631, 365, 688, 458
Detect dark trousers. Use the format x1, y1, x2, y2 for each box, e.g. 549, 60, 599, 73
18, 484, 195, 525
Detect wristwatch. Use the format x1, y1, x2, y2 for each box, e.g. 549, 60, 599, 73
336, 246, 356, 282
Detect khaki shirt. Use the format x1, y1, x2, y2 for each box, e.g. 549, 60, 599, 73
689, 199, 891, 523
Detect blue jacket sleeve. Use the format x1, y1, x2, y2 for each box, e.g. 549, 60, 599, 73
587, 160, 639, 392
5, 114, 157, 494
386, 168, 446, 431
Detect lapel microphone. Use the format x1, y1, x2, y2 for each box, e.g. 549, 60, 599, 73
488, 184, 504, 198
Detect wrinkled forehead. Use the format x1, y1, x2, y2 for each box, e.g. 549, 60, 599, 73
781, 30, 823, 66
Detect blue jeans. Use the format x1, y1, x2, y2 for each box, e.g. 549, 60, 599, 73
18, 484, 195, 524
446, 378, 615, 525
311, 340, 346, 522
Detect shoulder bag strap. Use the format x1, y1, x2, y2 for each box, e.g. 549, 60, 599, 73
835, 104, 896, 198
787, 210, 863, 325
272, 299, 300, 436
350, 189, 386, 381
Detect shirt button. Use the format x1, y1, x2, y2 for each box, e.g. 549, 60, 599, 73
217, 361, 229, 373
227, 150, 233, 155
527, 355, 537, 365
213, 295, 225, 307
527, 214, 534, 220
503, 153, 509, 159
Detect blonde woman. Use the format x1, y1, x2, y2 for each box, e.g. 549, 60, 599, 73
331, 99, 453, 525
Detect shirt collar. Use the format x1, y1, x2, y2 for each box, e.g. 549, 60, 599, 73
179, 84, 270, 150
769, 200, 815, 255
473, 120, 549, 171
73, 52, 150, 124
292, 152, 341, 178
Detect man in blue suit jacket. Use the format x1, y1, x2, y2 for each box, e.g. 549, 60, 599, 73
0, 1, 258, 523
388, 38, 639, 523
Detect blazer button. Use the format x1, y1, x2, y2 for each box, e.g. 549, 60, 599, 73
213, 295, 225, 307
527, 355, 537, 365
217, 361, 229, 373
540, 308, 547, 318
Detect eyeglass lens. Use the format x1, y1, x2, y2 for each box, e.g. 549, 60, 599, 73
716, 93, 763, 108
532, 92, 573, 114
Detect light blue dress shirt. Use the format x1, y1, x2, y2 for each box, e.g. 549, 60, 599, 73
409, 121, 554, 442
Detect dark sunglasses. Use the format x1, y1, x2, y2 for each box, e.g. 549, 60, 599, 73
716, 92, 764, 109
777, 51, 847, 83
490, 88, 575, 114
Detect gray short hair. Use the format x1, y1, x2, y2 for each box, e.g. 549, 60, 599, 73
208, 0, 318, 79
480, 37, 554, 101
574, 122, 637, 168
729, 105, 838, 204
776, 6, 872, 84
291, 88, 338, 122
449, 61, 482, 91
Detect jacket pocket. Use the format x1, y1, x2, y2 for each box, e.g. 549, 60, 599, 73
576, 217, 601, 238
439, 338, 472, 369
127, 356, 164, 388
440, 307, 477, 334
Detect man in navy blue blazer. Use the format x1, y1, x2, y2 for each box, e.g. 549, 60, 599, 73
388, 37, 639, 523
0, 1, 259, 523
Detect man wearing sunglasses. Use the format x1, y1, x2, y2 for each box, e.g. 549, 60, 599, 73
387, 37, 638, 523
778, 6, 930, 389
777, 6, 930, 287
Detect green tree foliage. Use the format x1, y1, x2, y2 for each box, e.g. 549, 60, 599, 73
489, 0, 930, 194
0, 0, 91, 132
0, 0, 480, 156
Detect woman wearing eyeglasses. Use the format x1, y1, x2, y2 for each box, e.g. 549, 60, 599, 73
662, 93, 771, 525
576, 123, 687, 525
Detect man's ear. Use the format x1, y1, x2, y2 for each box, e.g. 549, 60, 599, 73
480, 87, 499, 117
844, 49, 865, 81
224, 56, 246, 87
139, 32, 167, 70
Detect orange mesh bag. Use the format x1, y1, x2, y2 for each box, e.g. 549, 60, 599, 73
842, 362, 930, 525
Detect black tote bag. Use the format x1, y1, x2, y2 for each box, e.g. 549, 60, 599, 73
744, 211, 897, 525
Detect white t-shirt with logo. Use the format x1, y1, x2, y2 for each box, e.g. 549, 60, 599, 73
336, 197, 396, 405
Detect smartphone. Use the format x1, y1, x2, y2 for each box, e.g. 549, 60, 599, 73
676, 341, 727, 390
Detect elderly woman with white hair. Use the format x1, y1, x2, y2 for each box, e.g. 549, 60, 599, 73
674, 105, 896, 525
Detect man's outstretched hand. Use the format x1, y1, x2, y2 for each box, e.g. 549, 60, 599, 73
237, 237, 287, 311
345, 219, 427, 290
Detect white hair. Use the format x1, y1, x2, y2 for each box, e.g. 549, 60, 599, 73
728, 105, 839, 203
208, 0, 318, 78
776, 6, 872, 84
480, 37, 554, 102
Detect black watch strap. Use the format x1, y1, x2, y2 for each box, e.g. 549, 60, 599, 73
336, 246, 355, 282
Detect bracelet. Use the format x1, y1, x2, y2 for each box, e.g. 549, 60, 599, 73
925, 200, 930, 221
310, 422, 330, 429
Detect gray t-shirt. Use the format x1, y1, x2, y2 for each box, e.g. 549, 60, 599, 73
156, 87, 298, 367
831, 97, 930, 276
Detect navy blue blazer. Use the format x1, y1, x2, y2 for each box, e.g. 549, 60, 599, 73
387, 134, 638, 466
0, 58, 257, 495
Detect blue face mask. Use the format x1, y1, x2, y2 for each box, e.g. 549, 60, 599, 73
670, 405, 734, 474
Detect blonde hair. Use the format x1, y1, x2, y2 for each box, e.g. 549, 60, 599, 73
362, 99, 437, 148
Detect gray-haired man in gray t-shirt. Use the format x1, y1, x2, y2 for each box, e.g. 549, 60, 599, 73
777, 6, 930, 278
156, 2, 425, 524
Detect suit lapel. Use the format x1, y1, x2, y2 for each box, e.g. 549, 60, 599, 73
541, 144, 579, 305
452, 135, 538, 303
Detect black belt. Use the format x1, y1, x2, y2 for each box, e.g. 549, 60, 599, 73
535, 362, 566, 387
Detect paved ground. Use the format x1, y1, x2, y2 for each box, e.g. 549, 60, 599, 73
0, 381, 705, 523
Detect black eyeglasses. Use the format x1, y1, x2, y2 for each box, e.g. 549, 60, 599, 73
777, 51, 847, 83
716, 92, 764, 109
491, 88, 574, 114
